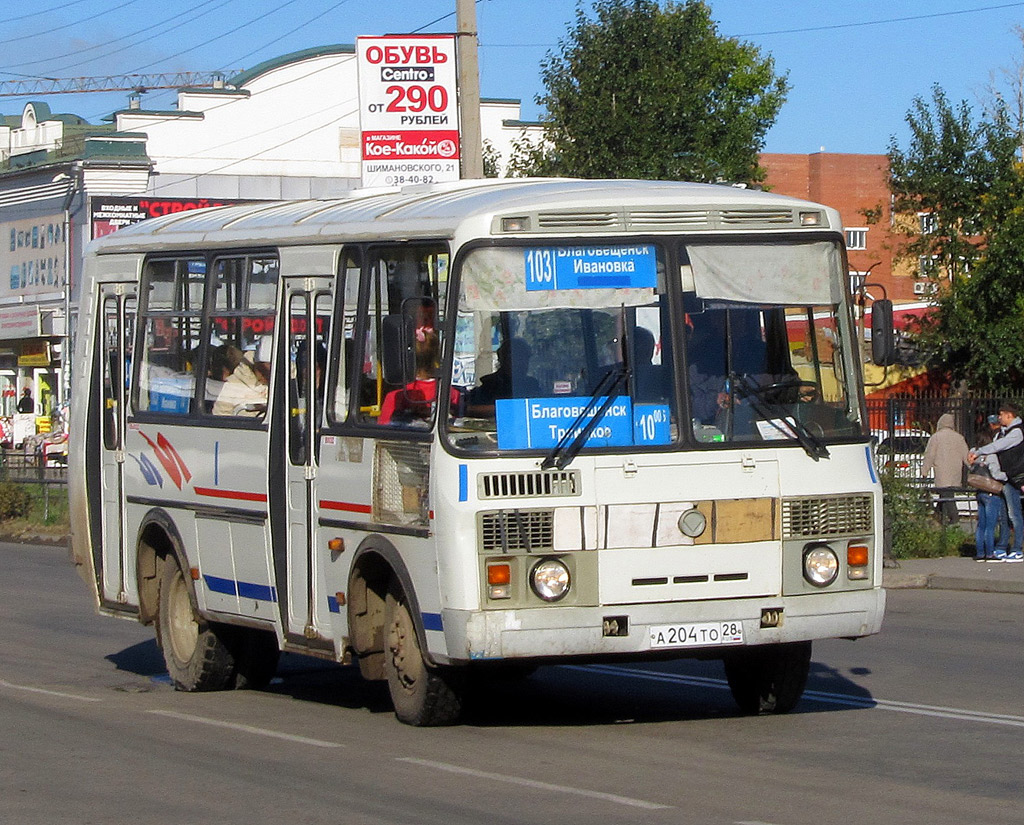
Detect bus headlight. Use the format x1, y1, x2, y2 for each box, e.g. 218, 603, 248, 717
530, 558, 571, 602
803, 544, 839, 587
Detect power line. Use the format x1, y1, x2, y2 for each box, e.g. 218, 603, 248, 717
0, 0, 95, 26
0, 0, 147, 47
216, 0, 354, 72
0, 0, 235, 74
734, 2, 1024, 38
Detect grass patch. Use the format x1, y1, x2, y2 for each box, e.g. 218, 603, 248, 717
0, 482, 69, 542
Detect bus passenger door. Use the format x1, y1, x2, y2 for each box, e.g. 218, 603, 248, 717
98, 284, 136, 609
276, 279, 332, 648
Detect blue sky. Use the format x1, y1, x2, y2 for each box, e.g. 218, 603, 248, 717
3, 0, 1024, 155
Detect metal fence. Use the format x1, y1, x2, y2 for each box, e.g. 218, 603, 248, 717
0, 451, 68, 486
866, 393, 1022, 521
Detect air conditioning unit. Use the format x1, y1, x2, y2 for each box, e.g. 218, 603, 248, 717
912, 281, 937, 295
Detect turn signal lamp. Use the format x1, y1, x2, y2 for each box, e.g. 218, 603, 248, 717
799, 210, 822, 226
847, 544, 870, 580
487, 562, 512, 600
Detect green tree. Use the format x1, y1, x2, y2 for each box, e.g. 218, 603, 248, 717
888, 84, 1024, 389
514, 0, 788, 183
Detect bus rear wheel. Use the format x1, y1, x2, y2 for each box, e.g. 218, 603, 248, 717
158, 553, 236, 692
723, 641, 812, 715
384, 583, 463, 726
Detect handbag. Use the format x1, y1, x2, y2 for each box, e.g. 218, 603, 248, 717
967, 464, 1004, 494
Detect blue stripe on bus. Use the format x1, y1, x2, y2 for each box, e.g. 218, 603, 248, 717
238, 580, 277, 602
459, 464, 468, 502
422, 612, 443, 632
865, 445, 877, 484
203, 574, 277, 602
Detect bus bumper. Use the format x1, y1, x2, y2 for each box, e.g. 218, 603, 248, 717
438, 587, 886, 663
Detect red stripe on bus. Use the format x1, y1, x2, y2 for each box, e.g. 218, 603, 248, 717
319, 500, 372, 514
194, 486, 268, 503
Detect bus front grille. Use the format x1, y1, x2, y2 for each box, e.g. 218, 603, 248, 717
477, 470, 580, 499
781, 495, 873, 538
479, 509, 555, 553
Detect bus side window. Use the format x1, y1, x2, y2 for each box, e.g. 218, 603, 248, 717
355, 245, 449, 428
136, 259, 204, 416
204, 256, 278, 419
328, 250, 360, 424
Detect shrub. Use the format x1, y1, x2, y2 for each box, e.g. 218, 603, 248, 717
881, 470, 966, 559
0, 482, 33, 522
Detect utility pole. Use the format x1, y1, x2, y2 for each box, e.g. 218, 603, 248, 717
456, 0, 483, 179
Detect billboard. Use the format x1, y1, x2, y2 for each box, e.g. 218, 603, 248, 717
90, 196, 249, 240
356, 34, 460, 188
2, 215, 66, 300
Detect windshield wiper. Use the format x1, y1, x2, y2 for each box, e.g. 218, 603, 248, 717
735, 375, 830, 461
541, 365, 630, 470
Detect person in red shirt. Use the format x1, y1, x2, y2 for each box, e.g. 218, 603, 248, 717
379, 327, 458, 425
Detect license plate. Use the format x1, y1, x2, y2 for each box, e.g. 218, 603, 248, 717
648, 621, 744, 650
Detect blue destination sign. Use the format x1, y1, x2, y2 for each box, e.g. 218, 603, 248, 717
524, 245, 657, 291
495, 397, 671, 450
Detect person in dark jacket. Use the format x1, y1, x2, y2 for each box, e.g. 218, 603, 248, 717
968, 401, 1024, 562
16, 387, 33, 414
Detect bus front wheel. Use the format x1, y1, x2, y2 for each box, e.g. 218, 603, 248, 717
158, 553, 236, 692
384, 582, 463, 726
723, 641, 812, 715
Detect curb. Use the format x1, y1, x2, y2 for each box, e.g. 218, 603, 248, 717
883, 572, 1024, 595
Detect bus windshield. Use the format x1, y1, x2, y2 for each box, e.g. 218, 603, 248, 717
684, 299, 861, 449
446, 239, 863, 456
447, 243, 677, 454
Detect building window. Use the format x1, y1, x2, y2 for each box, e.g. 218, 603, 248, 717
918, 255, 939, 278
845, 228, 867, 250
918, 213, 937, 235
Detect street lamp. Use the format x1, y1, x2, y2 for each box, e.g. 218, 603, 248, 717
52, 169, 80, 421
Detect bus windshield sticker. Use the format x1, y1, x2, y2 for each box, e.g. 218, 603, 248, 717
524, 245, 657, 292
495, 397, 670, 450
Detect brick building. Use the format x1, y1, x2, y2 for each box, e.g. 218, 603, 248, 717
760, 152, 927, 311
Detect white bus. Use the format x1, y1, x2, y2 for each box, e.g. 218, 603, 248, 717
70, 178, 887, 726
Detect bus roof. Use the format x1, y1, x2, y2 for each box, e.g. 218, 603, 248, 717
87, 178, 840, 254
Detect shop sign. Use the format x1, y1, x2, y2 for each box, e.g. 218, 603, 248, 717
2, 215, 66, 300
357, 35, 460, 188
0, 305, 40, 340
18, 340, 51, 366
90, 196, 249, 239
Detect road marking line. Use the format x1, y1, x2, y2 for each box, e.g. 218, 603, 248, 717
0, 678, 102, 703
397, 757, 671, 810
146, 710, 345, 748
566, 664, 1024, 729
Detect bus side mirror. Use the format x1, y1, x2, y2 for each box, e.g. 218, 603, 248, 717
871, 299, 896, 366
381, 314, 415, 385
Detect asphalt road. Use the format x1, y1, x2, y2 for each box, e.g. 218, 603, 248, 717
1, 541, 1022, 825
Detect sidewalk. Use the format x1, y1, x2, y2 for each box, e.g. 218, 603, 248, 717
883, 555, 1024, 594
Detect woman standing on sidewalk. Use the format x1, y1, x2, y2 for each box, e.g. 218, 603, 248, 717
968, 402, 1024, 563
970, 447, 1009, 562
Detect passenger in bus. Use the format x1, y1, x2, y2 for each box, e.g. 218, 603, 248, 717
686, 320, 728, 425
466, 337, 542, 414
212, 341, 270, 417
204, 345, 236, 412
379, 328, 458, 425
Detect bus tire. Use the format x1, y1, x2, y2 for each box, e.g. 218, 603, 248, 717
723, 641, 812, 715
228, 628, 280, 690
158, 553, 236, 692
384, 582, 463, 726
